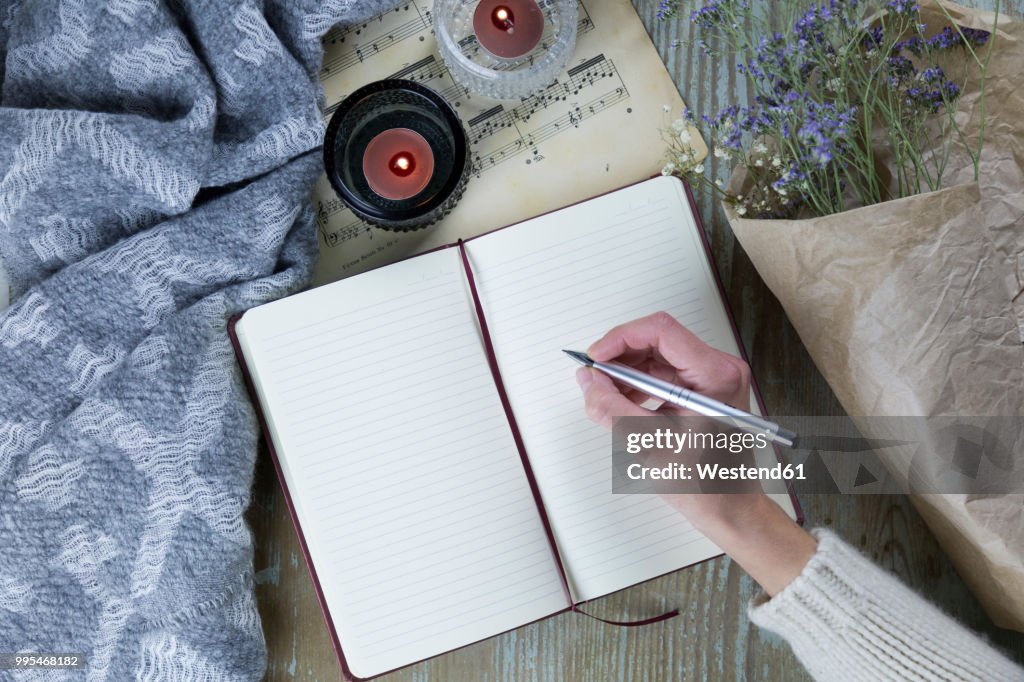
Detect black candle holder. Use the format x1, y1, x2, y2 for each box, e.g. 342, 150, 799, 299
323, 79, 470, 232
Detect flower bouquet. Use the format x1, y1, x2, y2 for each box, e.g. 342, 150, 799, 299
660, 0, 1024, 630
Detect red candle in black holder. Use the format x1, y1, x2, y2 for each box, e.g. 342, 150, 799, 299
324, 80, 470, 231
472, 0, 545, 59
362, 128, 435, 201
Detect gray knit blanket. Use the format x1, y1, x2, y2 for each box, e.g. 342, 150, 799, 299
0, 0, 392, 678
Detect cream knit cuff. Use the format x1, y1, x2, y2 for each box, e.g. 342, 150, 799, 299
747, 528, 1023, 682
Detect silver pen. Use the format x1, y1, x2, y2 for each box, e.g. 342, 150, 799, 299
563, 350, 797, 447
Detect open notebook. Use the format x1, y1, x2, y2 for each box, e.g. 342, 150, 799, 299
231, 176, 799, 680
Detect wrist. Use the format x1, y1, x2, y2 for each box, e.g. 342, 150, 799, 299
689, 493, 776, 541
698, 495, 816, 597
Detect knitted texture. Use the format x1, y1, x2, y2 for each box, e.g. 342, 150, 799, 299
749, 529, 1024, 682
0, 0, 394, 678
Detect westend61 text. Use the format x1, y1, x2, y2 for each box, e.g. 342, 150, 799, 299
626, 462, 806, 481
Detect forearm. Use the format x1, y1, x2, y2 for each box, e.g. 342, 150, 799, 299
692, 494, 817, 597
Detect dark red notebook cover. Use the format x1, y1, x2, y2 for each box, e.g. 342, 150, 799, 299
228, 176, 803, 681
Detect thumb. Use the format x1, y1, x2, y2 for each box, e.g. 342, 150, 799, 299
577, 367, 653, 430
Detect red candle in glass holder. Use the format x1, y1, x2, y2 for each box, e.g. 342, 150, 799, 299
473, 0, 545, 60
362, 128, 435, 201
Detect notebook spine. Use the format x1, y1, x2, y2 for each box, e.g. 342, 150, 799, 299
455, 239, 576, 608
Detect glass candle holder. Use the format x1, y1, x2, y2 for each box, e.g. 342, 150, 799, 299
434, 0, 578, 100
323, 79, 470, 231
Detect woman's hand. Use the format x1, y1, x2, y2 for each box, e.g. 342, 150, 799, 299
576, 312, 816, 596
576, 311, 752, 426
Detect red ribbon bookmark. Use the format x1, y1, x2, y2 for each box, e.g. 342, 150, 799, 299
572, 604, 680, 627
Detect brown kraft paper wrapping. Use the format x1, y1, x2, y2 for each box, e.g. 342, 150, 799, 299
725, 1, 1024, 631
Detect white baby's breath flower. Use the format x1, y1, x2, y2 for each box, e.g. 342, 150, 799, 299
754, 158, 765, 167
826, 78, 842, 93
693, 163, 705, 174
671, 118, 687, 132
736, 206, 748, 216
713, 146, 730, 159
715, 178, 725, 188
663, 104, 672, 113
753, 141, 768, 154
771, 156, 782, 168
662, 162, 676, 176
679, 129, 692, 144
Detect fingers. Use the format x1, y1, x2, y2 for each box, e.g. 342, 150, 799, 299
587, 311, 718, 369
576, 367, 652, 429
622, 358, 677, 407
586, 311, 752, 408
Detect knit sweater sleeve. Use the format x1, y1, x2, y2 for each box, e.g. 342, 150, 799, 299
747, 528, 1024, 682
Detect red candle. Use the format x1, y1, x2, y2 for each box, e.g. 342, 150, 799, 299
362, 128, 435, 201
473, 0, 544, 60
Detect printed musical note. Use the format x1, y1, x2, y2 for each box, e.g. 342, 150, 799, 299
319, 42, 630, 227
310, 0, 688, 293
321, 218, 371, 247
577, 3, 595, 37
321, 14, 426, 77
314, 196, 349, 224
467, 105, 520, 145
315, 0, 631, 193
317, 200, 329, 229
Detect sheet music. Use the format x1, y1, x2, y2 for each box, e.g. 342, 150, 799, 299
313, 0, 705, 284
464, 177, 794, 602
235, 248, 568, 678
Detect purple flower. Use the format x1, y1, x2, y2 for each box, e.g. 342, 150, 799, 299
670, 0, 979, 217
795, 3, 831, 43
739, 32, 799, 92
772, 164, 809, 194
689, 0, 749, 30
905, 66, 960, 112
894, 35, 924, 55
690, 0, 727, 30
796, 102, 857, 169
926, 25, 991, 49
960, 27, 991, 46
861, 25, 885, 49
886, 54, 915, 85
702, 104, 745, 150
886, 0, 920, 16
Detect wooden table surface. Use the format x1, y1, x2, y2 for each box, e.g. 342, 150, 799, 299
249, 1, 1024, 679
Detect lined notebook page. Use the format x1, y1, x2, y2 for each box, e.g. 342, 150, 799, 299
235, 247, 567, 679
466, 176, 794, 602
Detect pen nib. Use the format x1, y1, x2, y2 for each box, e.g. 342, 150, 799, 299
562, 349, 594, 367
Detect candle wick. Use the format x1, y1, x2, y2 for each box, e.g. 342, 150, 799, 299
493, 6, 515, 32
